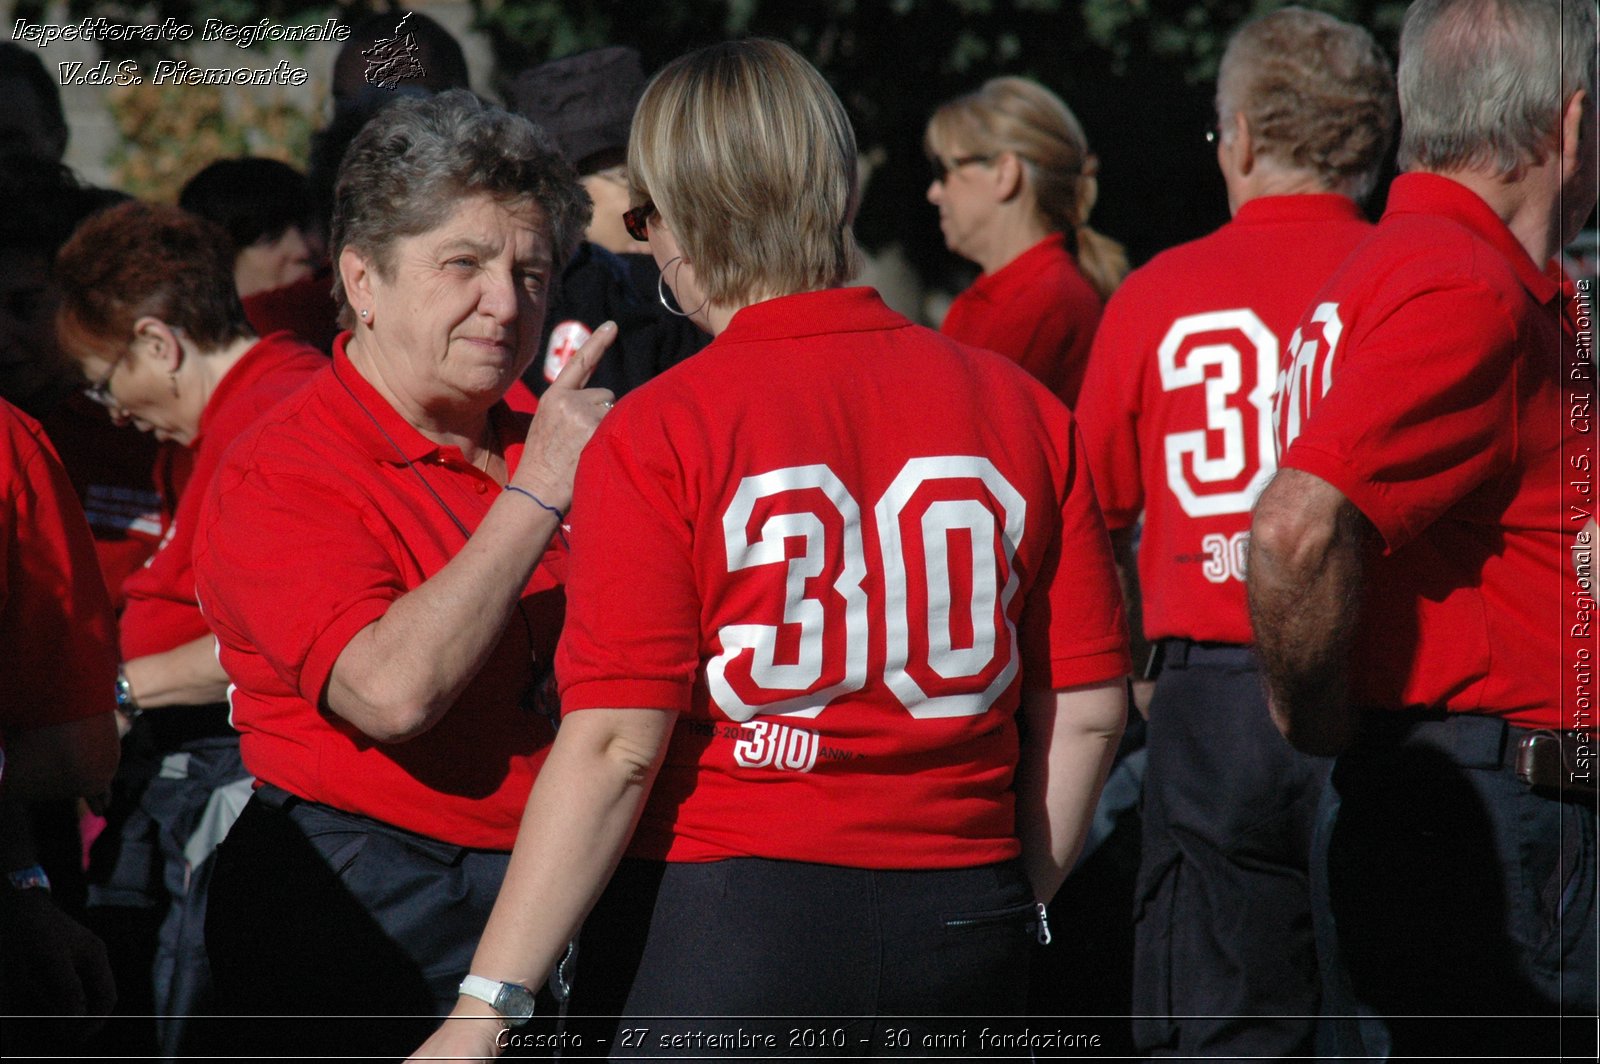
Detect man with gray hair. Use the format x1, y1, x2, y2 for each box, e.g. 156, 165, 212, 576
1075, 7, 1395, 1057
1250, 0, 1597, 1058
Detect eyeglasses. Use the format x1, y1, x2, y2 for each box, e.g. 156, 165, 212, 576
81, 347, 130, 409
622, 201, 654, 243
929, 154, 994, 183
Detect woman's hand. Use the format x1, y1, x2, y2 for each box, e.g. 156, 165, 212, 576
407, 997, 506, 1063
321, 323, 617, 741
512, 322, 618, 512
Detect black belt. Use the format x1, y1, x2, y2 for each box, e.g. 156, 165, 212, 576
1514, 729, 1597, 797
1357, 710, 1597, 799
1154, 638, 1256, 673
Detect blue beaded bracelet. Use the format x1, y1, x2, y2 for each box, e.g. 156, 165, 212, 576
504, 485, 570, 548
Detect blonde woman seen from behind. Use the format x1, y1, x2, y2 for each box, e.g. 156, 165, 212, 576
413, 39, 1129, 1062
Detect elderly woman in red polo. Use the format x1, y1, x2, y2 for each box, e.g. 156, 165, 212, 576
189, 91, 614, 1058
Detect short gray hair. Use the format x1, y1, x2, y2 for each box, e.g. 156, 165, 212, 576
1217, 6, 1396, 203
1398, 0, 1598, 176
330, 90, 591, 324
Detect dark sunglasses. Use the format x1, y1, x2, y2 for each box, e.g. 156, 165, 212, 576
622, 201, 654, 242
928, 153, 994, 183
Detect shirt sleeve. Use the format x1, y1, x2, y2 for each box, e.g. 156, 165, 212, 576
1282, 280, 1520, 553
0, 412, 117, 736
557, 420, 703, 712
1019, 416, 1133, 689
1073, 288, 1146, 531
193, 454, 403, 709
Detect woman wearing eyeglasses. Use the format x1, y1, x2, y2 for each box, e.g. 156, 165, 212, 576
54, 200, 325, 1057
926, 77, 1127, 407
414, 39, 1129, 1061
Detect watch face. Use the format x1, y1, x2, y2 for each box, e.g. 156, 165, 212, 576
494, 982, 537, 1024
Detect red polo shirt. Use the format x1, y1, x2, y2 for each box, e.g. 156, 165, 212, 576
1276, 174, 1582, 728
1075, 195, 1372, 643
1, 399, 117, 737
558, 287, 1128, 868
192, 334, 565, 848
120, 332, 324, 660
940, 233, 1104, 406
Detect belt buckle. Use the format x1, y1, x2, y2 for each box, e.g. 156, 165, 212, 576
1514, 731, 1564, 790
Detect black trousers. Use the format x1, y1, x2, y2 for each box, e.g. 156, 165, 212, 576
203, 785, 533, 1059
1131, 641, 1329, 1058
1313, 712, 1599, 1060
566, 856, 1038, 1060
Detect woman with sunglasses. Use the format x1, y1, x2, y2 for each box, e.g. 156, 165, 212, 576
415, 39, 1129, 1060
54, 200, 326, 1058
926, 77, 1127, 407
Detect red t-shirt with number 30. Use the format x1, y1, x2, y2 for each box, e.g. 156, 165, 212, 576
557, 287, 1130, 868
1074, 195, 1372, 644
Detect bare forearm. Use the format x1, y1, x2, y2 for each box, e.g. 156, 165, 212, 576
326, 493, 560, 741
1015, 680, 1127, 904
330, 325, 615, 744
1247, 470, 1368, 755
463, 709, 675, 992
409, 708, 678, 1062
122, 636, 229, 709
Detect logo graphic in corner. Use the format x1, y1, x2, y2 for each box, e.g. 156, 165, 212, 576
362, 12, 426, 90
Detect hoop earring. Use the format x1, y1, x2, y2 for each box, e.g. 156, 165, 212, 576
657, 256, 709, 318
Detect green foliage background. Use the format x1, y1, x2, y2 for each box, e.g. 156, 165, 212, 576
27, 0, 1411, 268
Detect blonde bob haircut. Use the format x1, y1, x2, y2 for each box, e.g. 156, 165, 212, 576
627, 39, 862, 307
925, 76, 1127, 300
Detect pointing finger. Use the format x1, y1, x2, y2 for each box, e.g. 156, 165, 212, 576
547, 321, 617, 392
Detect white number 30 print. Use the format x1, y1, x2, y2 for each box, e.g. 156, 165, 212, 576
1157, 308, 1278, 518
705, 457, 1027, 723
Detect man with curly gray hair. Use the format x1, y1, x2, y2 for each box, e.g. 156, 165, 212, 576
1075, 8, 1401, 1056
1073, 7, 1395, 1057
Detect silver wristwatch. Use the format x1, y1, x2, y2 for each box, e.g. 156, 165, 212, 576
115, 666, 142, 721
458, 974, 536, 1027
